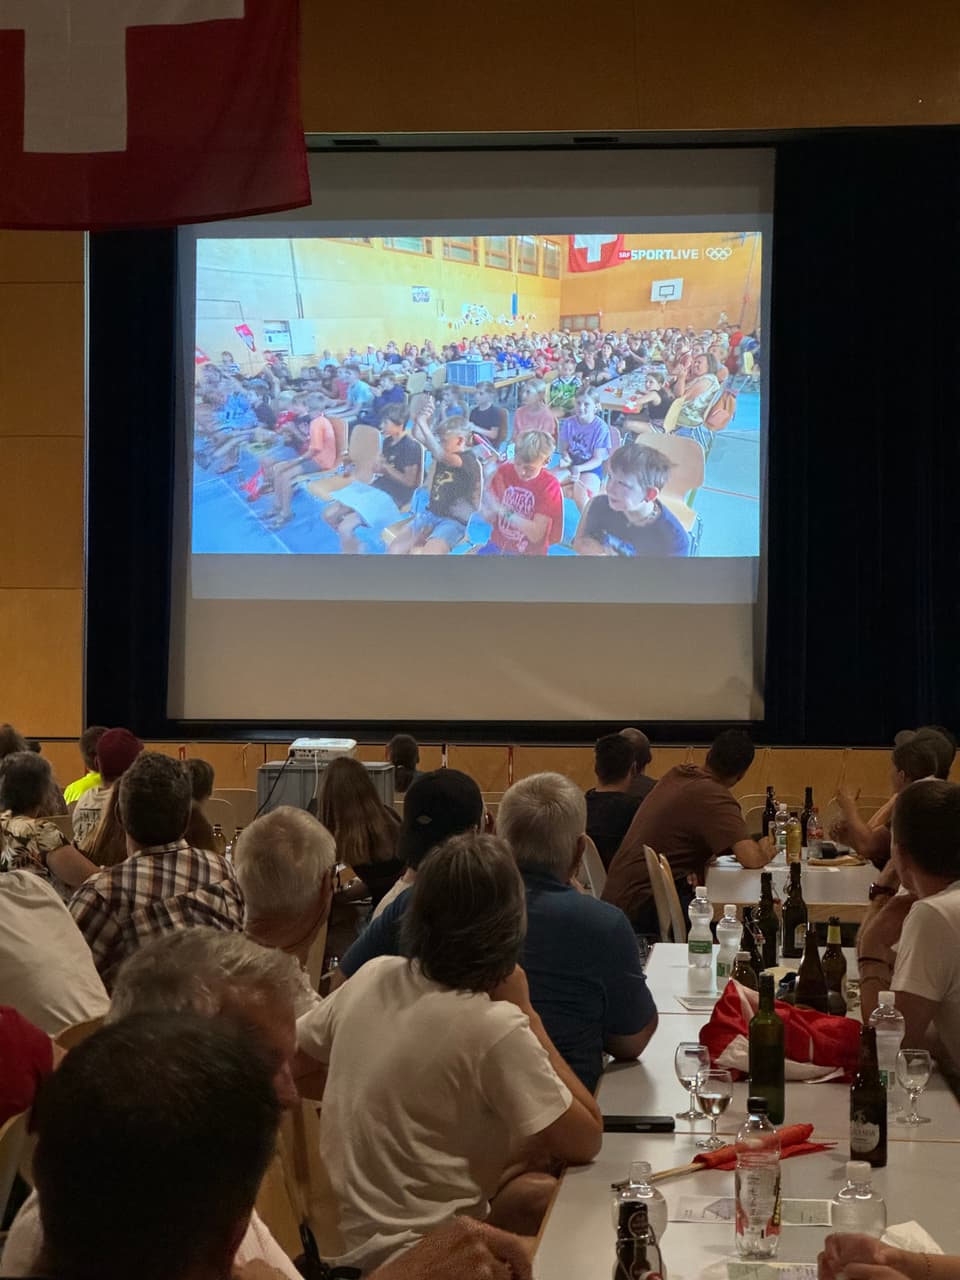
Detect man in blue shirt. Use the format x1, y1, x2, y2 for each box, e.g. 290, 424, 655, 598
338, 771, 657, 1092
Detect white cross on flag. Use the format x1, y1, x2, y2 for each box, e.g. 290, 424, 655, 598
568, 234, 626, 273
0, 0, 309, 229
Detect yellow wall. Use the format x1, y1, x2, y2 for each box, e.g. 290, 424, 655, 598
196, 237, 562, 362
559, 233, 762, 334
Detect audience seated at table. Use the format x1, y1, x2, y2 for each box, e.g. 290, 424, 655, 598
293, 832, 602, 1272
71, 727, 143, 852
63, 724, 107, 806
832, 736, 941, 867
620, 726, 658, 801
856, 779, 960, 1073
316, 757, 402, 909
0, 751, 98, 896
602, 730, 775, 936
234, 805, 336, 973
68, 751, 244, 988
585, 734, 642, 867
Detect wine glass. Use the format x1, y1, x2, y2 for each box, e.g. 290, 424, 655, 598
674, 1042, 710, 1121
694, 1068, 734, 1150
895, 1048, 932, 1125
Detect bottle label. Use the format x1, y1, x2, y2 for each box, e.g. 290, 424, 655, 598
688, 940, 712, 955
717, 960, 731, 980
735, 1167, 782, 1238
850, 1117, 881, 1153
794, 925, 806, 950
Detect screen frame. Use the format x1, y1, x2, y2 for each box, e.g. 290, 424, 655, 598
87, 132, 776, 743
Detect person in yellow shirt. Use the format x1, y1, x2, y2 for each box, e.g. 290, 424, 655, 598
63, 726, 107, 807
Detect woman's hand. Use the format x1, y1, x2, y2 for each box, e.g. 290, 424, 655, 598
818, 1234, 907, 1280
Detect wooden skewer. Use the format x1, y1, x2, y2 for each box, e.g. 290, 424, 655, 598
649, 1160, 704, 1183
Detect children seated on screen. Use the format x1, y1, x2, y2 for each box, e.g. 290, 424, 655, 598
548, 358, 582, 415
267, 400, 339, 528
477, 431, 563, 556
574, 442, 690, 557
437, 384, 467, 421
552, 391, 612, 511
512, 378, 556, 440
388, 410, 482, 555
469, 382, 508, 447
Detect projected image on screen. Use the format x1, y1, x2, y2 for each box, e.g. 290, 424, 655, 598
192, 231, 762, 559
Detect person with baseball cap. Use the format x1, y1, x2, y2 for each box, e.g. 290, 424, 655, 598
331, 769, 485, 988
71, 728, 143, 854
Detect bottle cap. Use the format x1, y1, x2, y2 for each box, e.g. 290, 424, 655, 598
724, 904, 737, 917
695, 886, 709, 898
846, 1160, 872, 1182
746, 1096, 768, 1113
879, 991, 895, 1005
629, 1161, 652, 1181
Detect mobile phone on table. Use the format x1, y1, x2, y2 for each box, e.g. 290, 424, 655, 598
603, 1115, 676, 1133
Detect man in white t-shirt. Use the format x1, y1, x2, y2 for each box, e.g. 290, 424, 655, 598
295, 832, 602, 1274
856, 780, 960, 1070
0, 871, 109, 1035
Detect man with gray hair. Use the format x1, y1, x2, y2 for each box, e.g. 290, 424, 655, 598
233, 805, 336, 971
497, 772, 658, 1092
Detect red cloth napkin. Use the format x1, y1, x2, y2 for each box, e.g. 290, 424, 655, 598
692, 1122, 836, 1171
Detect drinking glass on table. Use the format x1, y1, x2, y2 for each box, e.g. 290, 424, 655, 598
694, 1068, 734, 1150
675, 1042, 711, 1121
895, 1048, 932, 1125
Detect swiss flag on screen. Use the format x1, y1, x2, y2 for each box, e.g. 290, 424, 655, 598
0, 0, 310, 230
567, 234, 625, 272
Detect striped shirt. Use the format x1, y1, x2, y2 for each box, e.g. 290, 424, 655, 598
68, 840, 244, 989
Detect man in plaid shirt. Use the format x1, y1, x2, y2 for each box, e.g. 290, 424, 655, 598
69, 753, 243, 989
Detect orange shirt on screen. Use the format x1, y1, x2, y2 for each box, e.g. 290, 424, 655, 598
308, 415, 338, 470
513, 403, 557, 439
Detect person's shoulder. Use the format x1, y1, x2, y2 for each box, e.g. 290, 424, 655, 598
910, 883, 960, 926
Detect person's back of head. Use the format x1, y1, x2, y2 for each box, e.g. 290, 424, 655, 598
892, 736, 941, 786
318, 757, 395, 866
396, 769, 484, 871
401, 832, 526, 994
594, 735, 636, 788
78, 725, 108, 772
95, 727, 144, 786
386, 733, 421, 796
0, 722, 28, 761
118, 751, 192, 849
183, 757, 216, 804
0, 750, 51, 816
892, 780, 960, 883
915, 726, 957, 781
234, 806, 336, 924
497, 772, 586, 881
619, 726, 652, 773
705, 730, 755, 785
31, 1012, 280, 1280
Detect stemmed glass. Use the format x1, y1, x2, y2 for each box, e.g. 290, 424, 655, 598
674, 1042, 710, 1121
895, 1048, 932, 1125
695, 1068, 734, 1150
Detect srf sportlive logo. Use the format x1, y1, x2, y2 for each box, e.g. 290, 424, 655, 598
618, 246, 733, 262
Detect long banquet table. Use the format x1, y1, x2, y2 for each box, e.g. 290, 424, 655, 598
705, 853, 875, 924
535, 943, 960, 1277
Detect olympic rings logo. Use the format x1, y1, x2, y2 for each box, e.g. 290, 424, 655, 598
706, 247, 733, 261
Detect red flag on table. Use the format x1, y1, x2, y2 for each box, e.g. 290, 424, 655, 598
0, 0, 310, 230
568, 234, 625, 272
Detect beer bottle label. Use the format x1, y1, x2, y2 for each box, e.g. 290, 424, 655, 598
851, 1116, 881, 1153
794, 925, 806, 950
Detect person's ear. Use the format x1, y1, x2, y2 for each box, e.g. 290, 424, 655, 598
644, 486, 660, 503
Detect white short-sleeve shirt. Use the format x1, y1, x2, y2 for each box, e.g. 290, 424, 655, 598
296, 955, 572, 1272
893, 879, 960, 1070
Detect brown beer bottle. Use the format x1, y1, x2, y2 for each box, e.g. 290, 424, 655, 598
850, 1026, 887, 1167
780, 863, 807, 960
795, 924, 829, 1013
822, 916, 848, 1003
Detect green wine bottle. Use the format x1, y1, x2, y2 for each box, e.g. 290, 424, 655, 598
780, 862, 807, 960
749, 973, 785, 1124
795, 924, 830, 1013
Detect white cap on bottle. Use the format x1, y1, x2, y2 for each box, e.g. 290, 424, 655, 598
724, 904, 737, 917
879, 991, 896, 1005
846, 1161, 872, 1182
695, 886, 709, 898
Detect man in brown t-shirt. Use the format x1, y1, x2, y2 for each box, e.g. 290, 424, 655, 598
602, 730, 774, 933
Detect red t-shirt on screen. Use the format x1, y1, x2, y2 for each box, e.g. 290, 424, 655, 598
489, 463, 563, 555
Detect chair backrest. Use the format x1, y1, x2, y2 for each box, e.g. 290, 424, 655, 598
211, 788, 257, 828
55, 1016, 105, 1051
405, 370, 428, 395
642, 846, 672, 942
661, 395, 685, 435
276, 1102, 344, 1257
579, 836, 607, 898
657, 853, 687, 942
607, 423, 622, 452
304, 919, 330, 992
204, 796, 236, 838
741, 804, 765, 835
348, 423, 382, 482
48, 813, 73, 841
429, 364, 446, 389
0, 1111, 28, 1228
328, 415, 349, 459
647, 432, 705, 501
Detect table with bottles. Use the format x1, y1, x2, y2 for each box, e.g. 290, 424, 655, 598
705, 853, 875, 924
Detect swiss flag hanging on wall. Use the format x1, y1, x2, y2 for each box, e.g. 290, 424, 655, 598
568, 234, 625, 272
0, 0, 310, 230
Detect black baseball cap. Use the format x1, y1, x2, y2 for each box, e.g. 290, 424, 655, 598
398, 769, 484, 868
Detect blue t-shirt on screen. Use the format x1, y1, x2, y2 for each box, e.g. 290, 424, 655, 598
340, 868, 656, 1092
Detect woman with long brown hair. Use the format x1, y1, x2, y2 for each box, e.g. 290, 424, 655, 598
317, 758, 402, 908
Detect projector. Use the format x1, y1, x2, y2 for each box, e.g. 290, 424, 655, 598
288, 737, 358, 761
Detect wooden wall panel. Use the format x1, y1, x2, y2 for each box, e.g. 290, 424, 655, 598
0, 590, 82, 736
0, 232, 83, 284
447, 746, 509, 794
0, 438, 83, 588
0, 283, 85, 436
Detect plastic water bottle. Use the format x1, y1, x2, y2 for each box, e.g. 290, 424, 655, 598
611, 1161, 668, 1241
716, 905, 743, 985
773, 803, 790, 858
735, 1096, 781, 1257
830, 1161, 887, 1236
869, 991, 905, 1116
687, 886, 713, 992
